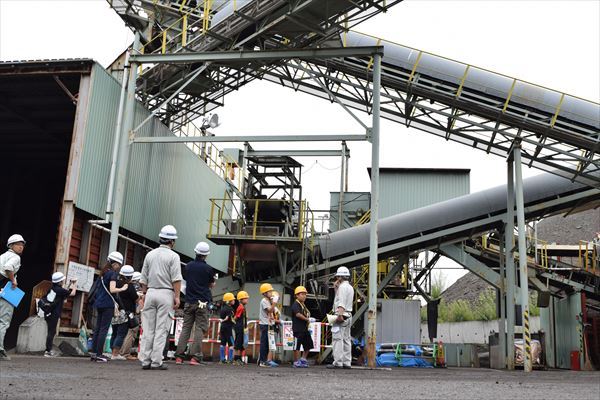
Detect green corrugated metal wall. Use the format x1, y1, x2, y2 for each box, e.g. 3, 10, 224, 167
76, 63, 230, 271
379, 170, 470, 218
553, 293, 582, 369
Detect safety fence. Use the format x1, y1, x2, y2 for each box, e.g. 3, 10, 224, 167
482, 234, 599, 276
207, 197, 311, 241
162, 317, 333, 361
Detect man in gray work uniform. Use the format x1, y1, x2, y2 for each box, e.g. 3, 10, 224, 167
328, 266, 354, 369
139, 225, 182, 370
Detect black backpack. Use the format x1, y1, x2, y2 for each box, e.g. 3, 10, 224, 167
37, 290, 56, 317
87, 278, 101, 307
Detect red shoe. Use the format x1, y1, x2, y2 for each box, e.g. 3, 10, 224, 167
175, 357, 184, 365
189, 358, 200, 366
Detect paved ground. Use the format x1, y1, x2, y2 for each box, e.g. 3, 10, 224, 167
1, 355, 599, 400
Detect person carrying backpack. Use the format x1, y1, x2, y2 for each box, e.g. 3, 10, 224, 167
43, 272, 77, 357
90, 251, 125, 363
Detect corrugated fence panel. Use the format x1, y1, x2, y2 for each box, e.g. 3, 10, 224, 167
554, 293, 581, 369
379, 170, 470, 218
76, 64, 230, 270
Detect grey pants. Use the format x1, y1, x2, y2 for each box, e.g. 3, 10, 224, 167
0, 298, 14, 353
175, 302, 209, 358
120, 326, 140, 356
139, 288, 173, 367
332, 316, 352, 367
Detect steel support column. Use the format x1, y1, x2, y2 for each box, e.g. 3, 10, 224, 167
498, 232, 507, 369
109, 32, 141, 252
106, 51, 131, 220
505, 157, 516, 370
366, 53, 381, 368
338, 141, 347, 230
514, 145, 533, 372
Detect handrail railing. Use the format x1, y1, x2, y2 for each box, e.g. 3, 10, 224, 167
579, 240, 598, 275
207, 197, 309, 241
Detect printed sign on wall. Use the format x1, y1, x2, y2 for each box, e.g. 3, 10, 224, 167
67, 262, 95, 292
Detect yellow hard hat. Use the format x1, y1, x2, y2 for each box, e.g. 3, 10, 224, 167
294, 286, 308, 295
223, 292, 235, 302
260, 283, 273, 294
237, 291, 249, 300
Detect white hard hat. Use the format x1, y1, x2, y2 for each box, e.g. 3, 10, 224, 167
194, 241, 210, 255
159, 225, 178, 240
326, 314, 338, 325
52, 272, 66, 283
335, 266, 350, 277
108, 251, 124, 265
131, 271, 142, 281
120, 265, 135, 277
7, 234, 26, 247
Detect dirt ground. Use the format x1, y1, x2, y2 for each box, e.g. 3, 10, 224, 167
1, 355, 599, 400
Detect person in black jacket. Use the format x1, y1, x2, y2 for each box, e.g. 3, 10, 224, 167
44, 272, 77, 357
174, 241, 216, 365
219, 293, 235, 363
109, 265, 138, 360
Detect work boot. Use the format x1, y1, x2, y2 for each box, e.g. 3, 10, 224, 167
189, 354, 205, 365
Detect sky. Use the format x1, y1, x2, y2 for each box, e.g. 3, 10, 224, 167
1, 0, 599, 289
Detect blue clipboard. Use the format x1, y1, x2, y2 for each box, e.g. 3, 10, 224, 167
0, 281, 25, 307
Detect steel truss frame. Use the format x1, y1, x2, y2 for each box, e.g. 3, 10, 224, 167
259, 59, 600, 187
108, 0, 402, 133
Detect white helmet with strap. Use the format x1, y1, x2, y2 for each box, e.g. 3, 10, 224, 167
7, 234, 26, 247
108, 251, 124, 265
194, 241, 210, 255
159, 225, 178, 240
335, 266, 350, 277
119, 265, 135, 277
52, 272, 66, 283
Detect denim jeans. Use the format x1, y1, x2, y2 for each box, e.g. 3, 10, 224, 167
91, 307, 113, 356
110, 322, 129, 349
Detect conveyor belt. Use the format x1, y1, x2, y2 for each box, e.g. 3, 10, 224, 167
315, 171, 600, 266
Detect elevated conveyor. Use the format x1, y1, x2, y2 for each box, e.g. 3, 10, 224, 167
107, 1, 599, 185
108, 0, 402, 131
307, 171, 599, 276
262, 31, 600, 186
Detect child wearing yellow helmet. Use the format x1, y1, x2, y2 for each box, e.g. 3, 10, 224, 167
219, 293, 236, 363
291, 286, 314, 368
233, 291, 249, 365
258, 283, 278, 367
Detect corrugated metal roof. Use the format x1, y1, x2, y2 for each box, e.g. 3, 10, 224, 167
0, 59, 94, 74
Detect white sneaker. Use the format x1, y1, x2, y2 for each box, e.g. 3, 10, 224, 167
44, 350, 60, 358
111, 354, 127, 361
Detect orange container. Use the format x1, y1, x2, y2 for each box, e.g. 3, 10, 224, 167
570, 351, 580, 371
